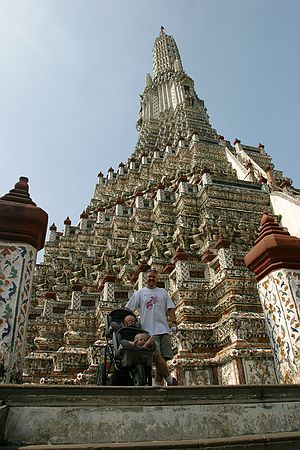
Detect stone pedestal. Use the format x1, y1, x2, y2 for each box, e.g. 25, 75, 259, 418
245, 213, 300, 383
0, 177, 47, 383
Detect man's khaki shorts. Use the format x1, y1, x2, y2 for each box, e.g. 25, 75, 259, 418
154, 334, 173, 360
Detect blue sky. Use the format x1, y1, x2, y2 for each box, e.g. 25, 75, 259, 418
1, 0, 299, 257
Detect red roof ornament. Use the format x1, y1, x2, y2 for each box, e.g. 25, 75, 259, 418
80, 210, 88, 219
64, 216, 71, 225
245, 212, 300, 281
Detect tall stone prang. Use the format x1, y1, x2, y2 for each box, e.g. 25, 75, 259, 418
24, 28, 300, 385
0, 177, 48, 383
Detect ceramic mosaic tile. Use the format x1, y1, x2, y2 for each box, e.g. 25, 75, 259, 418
0, 243, 36, 382
258, 269, 300, 383
243, 358, 277, 384
220, 361, 237, 384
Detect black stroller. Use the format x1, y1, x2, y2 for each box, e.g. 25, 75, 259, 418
96, 308, 154, 386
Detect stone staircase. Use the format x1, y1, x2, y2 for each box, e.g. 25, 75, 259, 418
1, 384, 300, 449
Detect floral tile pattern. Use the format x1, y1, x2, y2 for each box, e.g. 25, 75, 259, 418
244, 358, 277, 384
220, 361, 237, 384
0, 243, 36, 383
258, 269, 300, 383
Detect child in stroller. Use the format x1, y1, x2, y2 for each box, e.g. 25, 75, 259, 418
97, 308, 155, 386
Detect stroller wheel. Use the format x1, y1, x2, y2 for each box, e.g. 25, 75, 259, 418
132, 364, 146, 386
96, 363, 107, 386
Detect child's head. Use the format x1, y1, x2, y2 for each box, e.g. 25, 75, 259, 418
134, 333, 148, 347
123, 315, 136, 327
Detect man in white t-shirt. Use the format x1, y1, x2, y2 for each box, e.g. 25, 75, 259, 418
125, 269, 178, 386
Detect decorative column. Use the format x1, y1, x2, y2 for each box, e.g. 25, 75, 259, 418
245, 213, 300, 383
63, 216, 71, 236
173, 247, 189, 286
214, 235, 233, 270
0, 177, 48, 383
201, 168, 212, 186
79, 211, 88, 231
101, 273, 117, 302
134, 191, 144, 208
130, 260, 150, 290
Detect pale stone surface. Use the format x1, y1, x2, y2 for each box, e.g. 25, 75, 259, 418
271, 191, 300, 238
2, 385, 300, 446
0, 404, 8, 443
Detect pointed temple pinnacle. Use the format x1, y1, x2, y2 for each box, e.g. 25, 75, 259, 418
255, 212, 290, 245
244, 212, 300, 281
153, 28, 183, 77
0, 176, 48, 250
0, 176, 36, 205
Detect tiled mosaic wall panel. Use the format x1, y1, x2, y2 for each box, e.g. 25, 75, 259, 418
0, 243, 36, 383
258, 269, 300, 383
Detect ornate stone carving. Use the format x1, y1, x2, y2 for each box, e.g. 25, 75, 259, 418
24, 29, 298, 386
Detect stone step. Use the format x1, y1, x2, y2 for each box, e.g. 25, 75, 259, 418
1, 432, 300, 450
1, 384, 300, 448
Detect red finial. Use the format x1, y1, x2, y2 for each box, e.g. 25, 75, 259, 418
201, 167, 211, 175
214, 235, 231, 250
72, 281, 83, 292
64, 216, 71, 225
172, 247, 189, 263
245, 212, 300, 281
80, 210, 88, 219
1, 176, 36, 205
45, 290, 56, 299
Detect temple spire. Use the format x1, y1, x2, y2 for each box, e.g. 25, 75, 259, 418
152, 27, 183, 77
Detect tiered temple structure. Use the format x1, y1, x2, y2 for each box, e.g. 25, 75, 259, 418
23, 28, 300, 385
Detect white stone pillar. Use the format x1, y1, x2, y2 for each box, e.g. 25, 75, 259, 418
100, 274, 116, 303
97, 171, 105, 185
245, 213, 300, 384
191, 132, 199, 143
79, 211, 88, 231
48, 223, 57, 242
70, 283, 83, 310
173, 248, 189, 284
165, 144, 174, 154
0, 177, 48, 383
215, 236, 233, 270
63, 217, 71, 236
107, 167, 114, 181
134, 192, 144, 208
115, 198, 125, 216
97, 207, 105, 224
258, 268, 300, 383
201, 168, 212, 186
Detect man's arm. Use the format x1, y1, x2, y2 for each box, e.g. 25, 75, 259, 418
167, 307, 176, 324
168, 307, 177, 333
